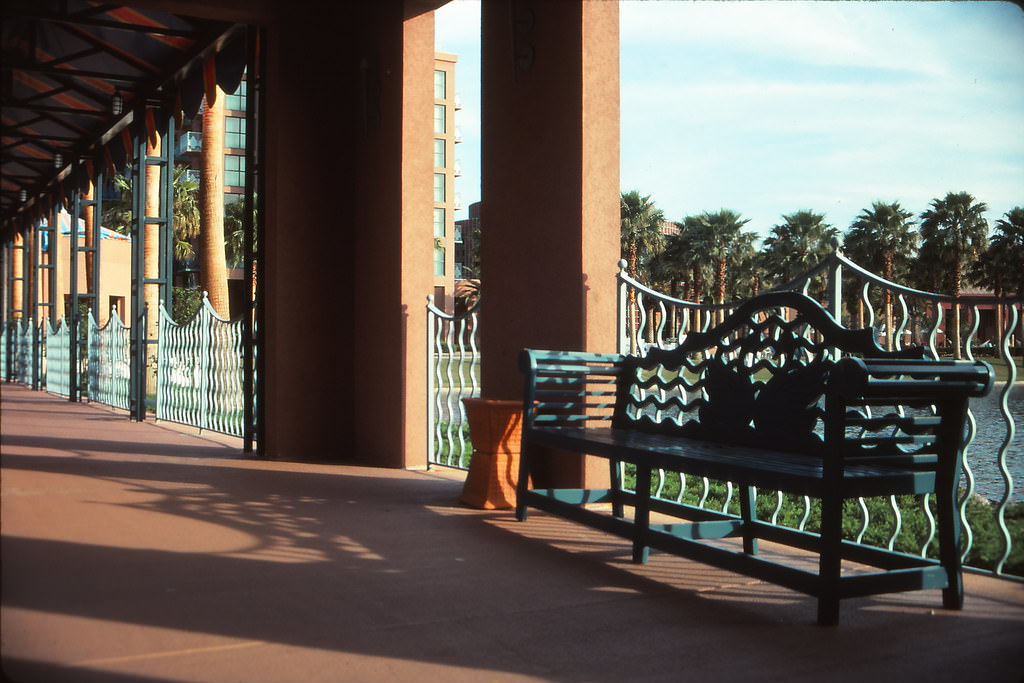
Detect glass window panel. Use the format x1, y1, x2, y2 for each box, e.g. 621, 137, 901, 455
225, 117, 247, 150
433, 173, 445, 203
433, 139, 445, 168
224, 154, 245, 187
434, 246, 445, 276
434, 104, 445, 134
434, 208, 445, 237
434, 70, 446, 100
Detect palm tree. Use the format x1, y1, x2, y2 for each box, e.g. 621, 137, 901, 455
224, 196, 257, 268
691, 209, 754, 306
454, 278, 481, 308
620, 191, 665, 351
920, 191, 989, 357
761, 210, 838, 297
725, 232, 762, 301
620, 190, 666, 283
200, 85, 230, 319
976, 207, 1024, 298
972, 207, 1024, 347
845, 201, 918, 348
102, 164, 199, 261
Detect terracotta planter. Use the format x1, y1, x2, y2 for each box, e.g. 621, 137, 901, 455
459, 398, 524, 509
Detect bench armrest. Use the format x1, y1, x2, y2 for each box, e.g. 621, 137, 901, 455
830, 357, 993, 402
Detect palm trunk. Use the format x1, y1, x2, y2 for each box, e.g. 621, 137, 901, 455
12, 232, 23, 318
692, 268, 703, 332
952, 259, 962, 359
143, 132, 163, 397
883, 253, 893, 351
144, 133, 162, 344
200, 86, 230, 319
26, 228, 34, 321
84, 181, 95, 297
716, 258, 726, 324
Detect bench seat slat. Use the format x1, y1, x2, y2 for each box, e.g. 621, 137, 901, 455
528, 426, 937, 497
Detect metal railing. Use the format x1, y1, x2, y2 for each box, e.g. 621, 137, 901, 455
43, 317, 71, 398
2, 319, 37, 385
87, 308, 131, 411
426, 295, 480, 469
157, 294, 245, 437
618, 249, 1022, 578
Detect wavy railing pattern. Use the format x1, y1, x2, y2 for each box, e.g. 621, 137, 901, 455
157, 294, 244, 437
426, 295, 480, 469
7, 318, 36, 385
87, 308, 131, 410
618, 249, 1022, 578
1, 321, 7, 380
44, 317, 71, 397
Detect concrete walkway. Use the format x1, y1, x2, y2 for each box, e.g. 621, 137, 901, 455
2, 384, 1022, 682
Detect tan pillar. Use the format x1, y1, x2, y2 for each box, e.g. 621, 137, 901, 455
480, 1, 620, 486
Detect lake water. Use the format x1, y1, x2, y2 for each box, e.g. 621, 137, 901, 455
966, 383, 1023, 503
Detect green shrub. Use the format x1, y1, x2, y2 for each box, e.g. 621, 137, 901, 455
172, 287, 203, 324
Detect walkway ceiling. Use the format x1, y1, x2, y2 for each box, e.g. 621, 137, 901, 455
1, 0, 245, 232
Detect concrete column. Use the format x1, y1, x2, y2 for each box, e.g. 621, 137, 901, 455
480, 1, 620, 484
261, 3, 432, 468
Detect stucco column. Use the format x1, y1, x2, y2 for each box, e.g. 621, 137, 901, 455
261, 3, 432, 468
480, 1, 620, 485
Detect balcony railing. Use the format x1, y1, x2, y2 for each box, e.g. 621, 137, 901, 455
178, 131, 202, 154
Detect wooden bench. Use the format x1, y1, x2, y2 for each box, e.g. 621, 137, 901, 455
516, 291, 991, 625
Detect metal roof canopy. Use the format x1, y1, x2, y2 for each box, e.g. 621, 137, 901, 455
1, 0, 247, 232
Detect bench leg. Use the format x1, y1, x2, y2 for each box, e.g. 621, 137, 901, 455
610, 459, 625, 519
817, 493, 843, 626
515, 441, 533, 522
740, 485, 759, 555
632, 465, 651, 564
936, 485, 964, 610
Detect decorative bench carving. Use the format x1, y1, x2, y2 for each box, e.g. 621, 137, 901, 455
517, 291, 991, 625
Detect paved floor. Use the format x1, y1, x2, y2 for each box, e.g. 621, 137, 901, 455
2, 384, 1023, 683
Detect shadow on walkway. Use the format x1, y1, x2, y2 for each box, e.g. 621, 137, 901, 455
3, 384, 1023, 682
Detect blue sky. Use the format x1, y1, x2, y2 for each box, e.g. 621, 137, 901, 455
436, 1, 1024, 239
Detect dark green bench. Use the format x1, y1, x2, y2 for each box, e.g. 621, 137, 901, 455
517, 291, 991, 625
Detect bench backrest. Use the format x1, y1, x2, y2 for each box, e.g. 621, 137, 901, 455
612, 291, 924, 455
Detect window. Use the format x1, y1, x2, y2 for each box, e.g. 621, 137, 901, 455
433, 104, 445, 134
433, 208, 445, 238
225, 79, 247, 112
434, 245, 445, 276
433, 139, 445, 169
434, 70, 446, 100
225, 116, 246, 150
433, 173, 445, 203
224, 155, 245, 187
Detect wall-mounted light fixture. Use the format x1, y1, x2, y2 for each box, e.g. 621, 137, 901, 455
54, 153, 63, 169
19, 189, 28, 202
112, 90, 124, 116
